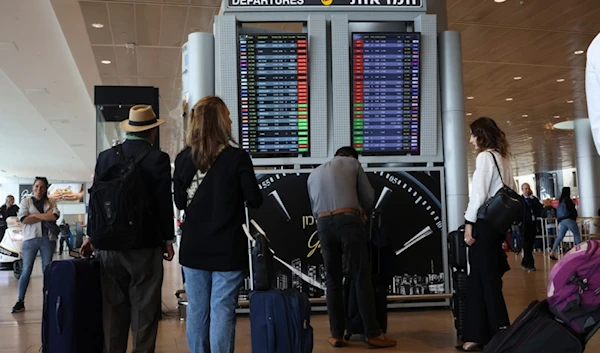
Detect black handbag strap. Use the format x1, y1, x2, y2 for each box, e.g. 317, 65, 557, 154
488, 151, 504, 184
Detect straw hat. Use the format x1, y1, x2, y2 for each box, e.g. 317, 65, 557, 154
6, 217, 22, 230
120, 105, 164, 133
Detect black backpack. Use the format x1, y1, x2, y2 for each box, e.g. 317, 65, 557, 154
87, 144, 153, 250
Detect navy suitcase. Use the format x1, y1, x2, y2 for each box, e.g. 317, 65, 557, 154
249, 290, 314, 353
42, 258, 104, 353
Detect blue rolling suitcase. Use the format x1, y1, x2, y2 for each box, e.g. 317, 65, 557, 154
249, 290, 314, 353
42, 258, 104, 353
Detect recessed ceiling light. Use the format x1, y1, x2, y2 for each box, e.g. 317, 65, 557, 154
513, 76, 522, 80
554, 115, 561, 119
574, 50, 585, 55
506, 98, 513, 101
567, 100, 574, 103
92, 23, 104, 29
101, 60, 111, 64
557, 78, 565, 82
494, 0, 506, 2
467, 96, 474, 100
522, 114, 529, 118
466, 113, 472, 116
24, 88, 49, 95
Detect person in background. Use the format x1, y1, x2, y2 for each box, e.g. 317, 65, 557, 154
519, 183, 542, 272
541, 199, 557, 250
586, 32, 600, 154
173, 96, 263, 353
0, 195, 19, 242
58, 220, 73, 253
307, 146, 396, 349
81, 105, 175, 353
461, 117, 513, 352
12, 177, 60, 313
549, 187, 581, 261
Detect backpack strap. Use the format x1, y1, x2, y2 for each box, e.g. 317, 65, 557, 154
114, 143, 153, 165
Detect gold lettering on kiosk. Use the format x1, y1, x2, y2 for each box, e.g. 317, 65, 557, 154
307, 230, 320, 258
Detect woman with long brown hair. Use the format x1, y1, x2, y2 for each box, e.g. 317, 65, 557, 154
458, 117, 515, 351
173, 96, 263, 353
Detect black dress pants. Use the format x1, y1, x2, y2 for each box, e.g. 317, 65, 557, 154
463, 220, 510, 345
317, 213, 381, 339
520, 222, 537, 269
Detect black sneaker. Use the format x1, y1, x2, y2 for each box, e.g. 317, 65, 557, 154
11, 301, 25, 313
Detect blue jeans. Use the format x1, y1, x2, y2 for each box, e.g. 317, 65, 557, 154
552, 219, 582, 253
183, 267, 244, 353
18, 236, 56, 301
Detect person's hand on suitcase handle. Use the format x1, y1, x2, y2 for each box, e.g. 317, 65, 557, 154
80, 237, 95, 258
464, 224, 476, 246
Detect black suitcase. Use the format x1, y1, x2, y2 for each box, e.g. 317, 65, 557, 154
483, 300, 600, 353
342, 210, 393, 340
42, 258, 104, 353
448, 226, 469, 339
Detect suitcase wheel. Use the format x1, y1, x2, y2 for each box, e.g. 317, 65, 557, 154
344, 334, 351, 341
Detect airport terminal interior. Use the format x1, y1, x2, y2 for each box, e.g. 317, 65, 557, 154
1, 0, 600, 352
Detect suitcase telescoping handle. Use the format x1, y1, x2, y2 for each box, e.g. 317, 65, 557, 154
244, 202, 254, 292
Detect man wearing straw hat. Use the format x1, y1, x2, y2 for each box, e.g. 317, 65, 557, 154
81, 105, 175, 353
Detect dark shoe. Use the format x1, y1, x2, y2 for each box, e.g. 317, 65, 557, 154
328, 337, 345, 348
549, 254, 558, 261
366, 333, 397, 348
11, 301, 25, 313
528, 267, 536, 272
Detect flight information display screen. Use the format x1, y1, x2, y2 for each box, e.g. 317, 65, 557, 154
351, 32, 420, 155
238, 33, 309, 157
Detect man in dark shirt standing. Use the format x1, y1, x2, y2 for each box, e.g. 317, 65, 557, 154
307, 146, 396, 349
81, 105, 174, 353
520, 183, 543, 272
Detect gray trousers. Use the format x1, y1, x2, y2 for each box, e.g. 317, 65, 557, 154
98, 247, 164, 353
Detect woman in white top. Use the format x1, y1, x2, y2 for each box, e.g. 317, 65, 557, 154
458, 117, 514, 352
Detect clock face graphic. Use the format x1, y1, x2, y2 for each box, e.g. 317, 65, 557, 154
238, 169, 446, 300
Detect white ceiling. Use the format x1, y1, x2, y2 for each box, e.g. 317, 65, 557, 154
0, 0, 99, 182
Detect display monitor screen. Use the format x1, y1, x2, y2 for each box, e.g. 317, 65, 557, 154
351, 32, 420, 155
238, 33, 309, 157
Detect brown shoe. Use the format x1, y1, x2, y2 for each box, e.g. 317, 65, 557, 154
328, 337, 345, 348
366, 333, 397, 349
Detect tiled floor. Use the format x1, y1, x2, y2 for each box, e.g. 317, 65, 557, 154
0, 251, 598, 352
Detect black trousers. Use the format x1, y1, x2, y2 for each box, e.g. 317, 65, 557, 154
317, 213, 381, 339
464, 220, 510, 345
58, 236, 72, 253
520, 222, 537, 269
98, 247, 164, 353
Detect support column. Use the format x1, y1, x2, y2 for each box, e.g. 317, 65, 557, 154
574, 118, 600, 217
439, 31, 469, 233
187, 32, 215, 109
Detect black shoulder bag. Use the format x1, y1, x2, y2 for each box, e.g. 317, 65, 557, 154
476, 152, 523, 233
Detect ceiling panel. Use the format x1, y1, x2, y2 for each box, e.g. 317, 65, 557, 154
107, 3, 136, 45
92, 46, 117, 76
136, 4, 161, 46
114, 47, 138, 77
160, 5, 189, 47
79, 2, 112, 45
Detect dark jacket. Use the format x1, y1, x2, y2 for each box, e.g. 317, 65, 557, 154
94, 139, 174, 248
173, 146, 263, 271
0, 204, 19, 225
521, 195, 542, 225
558, 198, 578, 222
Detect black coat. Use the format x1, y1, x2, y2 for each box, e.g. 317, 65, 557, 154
94, 139, 174, 248
173, 146, 263, 271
